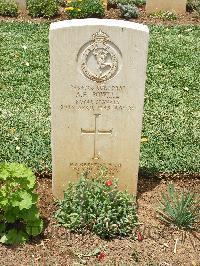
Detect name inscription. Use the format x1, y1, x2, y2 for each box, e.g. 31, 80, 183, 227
60, 84, 135, 112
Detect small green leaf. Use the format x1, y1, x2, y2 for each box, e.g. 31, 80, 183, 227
26, 219, 43, 236
0, 234, 7, 244
2, 229, 28, 245
20, 205, 39, 221
0, 223, 6, 234
5, 208, 20, 223
11, 190, 33, 210
0, 167, 9, 180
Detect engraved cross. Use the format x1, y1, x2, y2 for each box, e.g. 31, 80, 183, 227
81, 114, 113, 159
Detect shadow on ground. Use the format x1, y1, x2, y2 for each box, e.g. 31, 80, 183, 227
137, 167, 162, 197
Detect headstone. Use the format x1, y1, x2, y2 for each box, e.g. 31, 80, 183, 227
146, 0, 186, 14
50, 19, 149, 199
15, 0, 26, 11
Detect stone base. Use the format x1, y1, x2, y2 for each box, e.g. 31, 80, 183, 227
146, 0, 186, 14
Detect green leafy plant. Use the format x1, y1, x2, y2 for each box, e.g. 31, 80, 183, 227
65, 0, 105, 19
118, 3, 139, 19
108, 0, 145, 8
0, 163, 43, 244
158, 184, 199, 229
134, 0, 146, 6
27, 0, 58, 18
150, 10, 177, 20
55, 169, 137, 238
0, 0, 18, 17
117, 0, 145, 7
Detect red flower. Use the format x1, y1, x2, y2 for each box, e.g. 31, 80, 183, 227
105, 180, 113, 187
137, 231, 143, 241
97, 251, 106, 261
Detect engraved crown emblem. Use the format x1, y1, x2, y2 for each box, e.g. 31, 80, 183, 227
79, 30, 121, 83
92, 30, 109, 43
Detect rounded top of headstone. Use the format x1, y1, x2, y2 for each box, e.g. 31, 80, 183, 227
50, 19, 149, 33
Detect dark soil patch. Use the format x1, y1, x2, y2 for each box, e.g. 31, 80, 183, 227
0, 175, 199, 265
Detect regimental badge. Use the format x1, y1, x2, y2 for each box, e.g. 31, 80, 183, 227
78, 30, 121, 83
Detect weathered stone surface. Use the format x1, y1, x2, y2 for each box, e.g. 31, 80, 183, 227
15, 0, 26, 11
146, 0, 186, 14
50, 19, 149, 198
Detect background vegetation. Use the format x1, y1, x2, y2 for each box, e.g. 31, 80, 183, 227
27, 0, 58, 18
65, 0, 105, 19
0, 0, 18, 17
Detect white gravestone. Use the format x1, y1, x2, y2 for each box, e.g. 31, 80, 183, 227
50, 19, 149, 199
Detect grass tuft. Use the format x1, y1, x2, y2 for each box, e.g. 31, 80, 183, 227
157, 183, 199, 229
